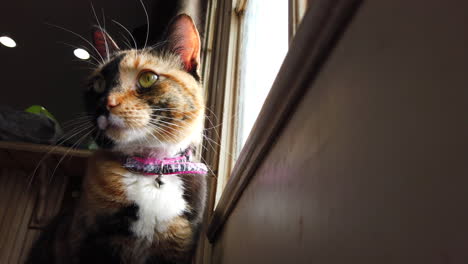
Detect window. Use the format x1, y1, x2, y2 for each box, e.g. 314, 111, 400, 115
195, 0, 309, 262
200, 0, 309, 202
236, 0, 289, 154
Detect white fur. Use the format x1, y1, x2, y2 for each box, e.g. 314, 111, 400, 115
122, 173, 187, 242
97, 115, 108, 130
108, 113, 126, 127
111, 108, 205, 156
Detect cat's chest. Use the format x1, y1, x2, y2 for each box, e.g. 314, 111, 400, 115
121, 173, 187, 241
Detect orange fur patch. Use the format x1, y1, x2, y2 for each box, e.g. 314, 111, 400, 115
150, 216, 194, 262
84, 150, 130, 209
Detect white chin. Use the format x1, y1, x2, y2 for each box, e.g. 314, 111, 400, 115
106, 127, 148, 144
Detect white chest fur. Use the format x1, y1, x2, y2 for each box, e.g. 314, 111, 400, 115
122, 173, 187, 241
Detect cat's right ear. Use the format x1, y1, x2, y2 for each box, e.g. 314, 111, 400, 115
93, 29, 120, 59
165, 14, 201, 74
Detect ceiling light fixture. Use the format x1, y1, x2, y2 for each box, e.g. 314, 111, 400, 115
73, 48, 90, 60
0, 36, 17, 48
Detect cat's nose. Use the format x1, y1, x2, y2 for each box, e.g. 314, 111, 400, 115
107, 96, 120, 109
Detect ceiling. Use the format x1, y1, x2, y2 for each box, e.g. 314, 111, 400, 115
0, 0, 202, 125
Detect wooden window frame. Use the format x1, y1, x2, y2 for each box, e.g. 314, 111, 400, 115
194, 0, 242, 262
194, 0, 329, 262
201, 0, 306, 210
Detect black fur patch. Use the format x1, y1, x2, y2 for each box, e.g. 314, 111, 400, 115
84, 54, 125, 148
101, 54, 125, 91
181, 173, 207, 224
79, 204, 138, 262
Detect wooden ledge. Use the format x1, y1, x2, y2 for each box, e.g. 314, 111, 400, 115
0, 141, 91, 174
0, 141, 91, 158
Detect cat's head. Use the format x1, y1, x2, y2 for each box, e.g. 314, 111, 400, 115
85, 14, 204, 156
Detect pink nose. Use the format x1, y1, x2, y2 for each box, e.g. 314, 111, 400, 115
107, 96, 120, 109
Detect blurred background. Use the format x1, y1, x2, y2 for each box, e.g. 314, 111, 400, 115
0, 0, 207, 124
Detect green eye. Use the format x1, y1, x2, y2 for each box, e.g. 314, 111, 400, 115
138, 71, 159, 88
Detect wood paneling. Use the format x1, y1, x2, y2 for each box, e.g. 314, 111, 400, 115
210, 0, 468, 263
0, 169, 37, 263
0, 142, 88, 263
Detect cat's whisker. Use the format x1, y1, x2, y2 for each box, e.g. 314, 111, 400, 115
62, 118, 93, 130
62, 117, 93, 127
148, 108, 206, 118
139, 0, 150, 51
71, 55, 99, 67
27, 123, 94, 189
150, 112, 234, 158
123, 109, 196, 119
112, 19, 138, 51
118, 113, 231, 157
148, 121, 179, 135
48, 128, 95, 183
153, 119, 186, 130
148, 40, 169, 50
140, 127, 155, 146
144, 126, 165, 146
130, 124, 153, 147
62, 122, 93, 133
101, 8, 114, 60
152, 127, 177, 144
151, 116, 194, 123
147, 123, 217, 175
45, 22, 105, 63
203, 122, 225, 131
149, 108, 231, 136
148, 109, 203, 121
203, 133, 234, 158
90, 2, 110, 61
61, 121, 94, 136
146, 122, 180, 142
146, 124, 217, 177
118, 32, 133, 50
62, 115, 93, 125
55, 123, 94, 148
108, 109, 234, 158
143, 123, 169, 144
147, 121, 177, 134
62, 114, 94, 124
199, 155, 216, 177
130, 125, 144, 146
58, 42, 101, 65
201, 135, 219, 155
120, 112, 195, 125
55, 123, 94, 150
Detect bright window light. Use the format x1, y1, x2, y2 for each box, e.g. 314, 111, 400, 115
237, 0, 289, 152
73, 48, 90, 60
0, 36, 17, 48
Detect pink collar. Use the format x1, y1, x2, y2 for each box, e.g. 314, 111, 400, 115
122, 149, 208, 176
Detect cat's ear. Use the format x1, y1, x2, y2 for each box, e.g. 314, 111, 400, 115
93, 29, 120, 59
166, 14, 201, 73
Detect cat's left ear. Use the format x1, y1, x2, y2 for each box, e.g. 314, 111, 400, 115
93, 29, 120, 59
166, 14, 201, 74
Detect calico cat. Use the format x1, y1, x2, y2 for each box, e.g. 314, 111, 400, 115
27, 14, 207, 264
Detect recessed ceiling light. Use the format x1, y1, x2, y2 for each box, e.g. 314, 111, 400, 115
0, 36, 17, 48
73, 48, 90, 60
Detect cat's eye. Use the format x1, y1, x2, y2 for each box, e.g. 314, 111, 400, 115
138, 71, 159, 89
93, 78, 106, 93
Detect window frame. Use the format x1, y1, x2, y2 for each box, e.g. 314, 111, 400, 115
194, 0, 310, 262
203, 0, 307, 207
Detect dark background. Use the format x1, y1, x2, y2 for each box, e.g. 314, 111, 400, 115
0, 0, 207, 126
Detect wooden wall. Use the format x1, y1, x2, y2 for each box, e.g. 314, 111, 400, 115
209, 1, 468, 263
0, 142, 88, 263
